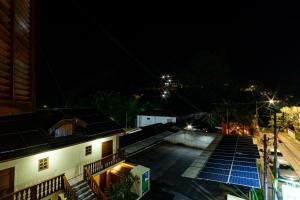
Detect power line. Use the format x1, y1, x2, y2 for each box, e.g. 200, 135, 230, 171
38, 45, 67, 106
71, 1, 203, 112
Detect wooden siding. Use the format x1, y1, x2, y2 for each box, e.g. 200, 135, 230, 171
0, 0, 35, 115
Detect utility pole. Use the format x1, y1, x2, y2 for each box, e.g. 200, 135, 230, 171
263, 134, 268, 200
273, 111, 278, 179
125, 112, 128, 129
282, 112, 285, 132
226, 108, 229, 134
256, 101, 258, 125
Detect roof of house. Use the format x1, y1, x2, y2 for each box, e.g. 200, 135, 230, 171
0, 108, 124, 162
138, 109, 176, 117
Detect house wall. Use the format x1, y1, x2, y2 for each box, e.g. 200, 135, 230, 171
0, 135, 118, 191
137, 115, 176, 127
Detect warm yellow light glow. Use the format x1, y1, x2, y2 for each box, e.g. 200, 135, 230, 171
269, 99, 275, 105
113, 164, 122, 171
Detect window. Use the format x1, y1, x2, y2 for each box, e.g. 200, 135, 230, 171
38, 158, 49, 171
85, 146, 92, 156
147, 117, 151, 120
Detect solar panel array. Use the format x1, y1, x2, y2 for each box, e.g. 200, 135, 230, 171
198, 136, 261, 188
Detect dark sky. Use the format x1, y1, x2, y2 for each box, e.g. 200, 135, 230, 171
36, 1, 300, 107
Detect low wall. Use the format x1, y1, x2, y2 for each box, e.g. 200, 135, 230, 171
163, 131, 217, 149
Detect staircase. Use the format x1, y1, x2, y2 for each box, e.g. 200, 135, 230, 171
72, 180, 97, 200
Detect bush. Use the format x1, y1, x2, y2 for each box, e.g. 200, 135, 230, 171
110, 171, 139, 200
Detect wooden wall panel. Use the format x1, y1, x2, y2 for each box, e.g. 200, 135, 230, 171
0, 0, 35, 115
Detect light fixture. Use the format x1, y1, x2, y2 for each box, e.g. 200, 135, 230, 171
186, 124, 193, 130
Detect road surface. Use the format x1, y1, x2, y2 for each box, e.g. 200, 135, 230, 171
129, 142, 249, 200
278, 133, 300, 178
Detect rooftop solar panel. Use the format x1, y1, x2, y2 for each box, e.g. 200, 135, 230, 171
229, 176, 260, 188
206, 162, 231, 170
232, 165, 257, 173
202, 167, 230, 175
198, 135, 261, 189
199, 171, 229, 183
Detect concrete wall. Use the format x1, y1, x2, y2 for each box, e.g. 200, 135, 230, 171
164, 131, 216, 149
137, 115, 176, 127
0, 135, 118, 191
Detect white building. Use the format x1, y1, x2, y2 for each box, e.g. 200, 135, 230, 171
136, 110, 176, 127
0, 108, 149, 200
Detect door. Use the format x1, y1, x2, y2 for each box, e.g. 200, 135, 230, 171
0, 168, 14, 197
102, 140, 113, 158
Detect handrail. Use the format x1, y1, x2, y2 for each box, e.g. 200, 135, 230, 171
62, 175, 77, 200
84, 168, 107, 200
84, 149, 125, 175
0, 174, 65, 200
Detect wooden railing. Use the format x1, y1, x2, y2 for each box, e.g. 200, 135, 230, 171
0, 174, 66, 200
84, 168, 107, 200
84, 149, 125, 175
0, 174, 77, 200
62, 175, 77, 200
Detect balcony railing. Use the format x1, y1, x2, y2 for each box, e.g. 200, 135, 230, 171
84, 168, 107, 200
0, 174, 76, 200
84, 149, 125, 175
63, 175, 77, 200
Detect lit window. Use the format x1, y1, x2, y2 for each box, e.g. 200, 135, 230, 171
85, 146, 92, 156
38, 157, 49, 171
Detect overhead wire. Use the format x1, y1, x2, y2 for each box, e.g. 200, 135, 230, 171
71, 0, 203, 112
38, 45, 67, 107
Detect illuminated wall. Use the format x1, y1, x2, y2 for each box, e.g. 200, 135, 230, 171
0, 135, 118, 191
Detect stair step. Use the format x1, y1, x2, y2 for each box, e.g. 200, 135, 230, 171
75, 185, 89, 193
73, 181, 88, 191
72, 180, 86, 187
78, 189, 93, 199
82, 193, 95, 200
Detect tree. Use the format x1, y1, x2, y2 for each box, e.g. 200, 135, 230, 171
93, 91, 159, 127
211, 98, 255, 134
109, 171, 139, 200
268, 106, 300, 129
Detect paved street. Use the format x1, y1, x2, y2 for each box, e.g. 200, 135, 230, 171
260, 132, 300, 178
128, 141, 246, 200
257, 131, 300, 200
278, 133, 300, 177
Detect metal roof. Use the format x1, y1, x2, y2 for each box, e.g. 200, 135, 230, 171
0, 108, 123, 161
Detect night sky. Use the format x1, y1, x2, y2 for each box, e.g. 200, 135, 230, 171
36, 1, 300, 107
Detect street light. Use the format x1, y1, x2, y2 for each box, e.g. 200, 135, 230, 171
269, 99, 275, 105
268, 99, 280, 182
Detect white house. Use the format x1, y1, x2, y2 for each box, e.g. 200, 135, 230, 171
136, 110, 176, 127
0, 108, 150, 200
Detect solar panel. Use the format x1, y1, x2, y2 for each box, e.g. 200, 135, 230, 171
206, 162, 231, 170
232, 165, 257, 173
198, 135, 261, 189
229, 176, 260, 188
199, 171, 228, 183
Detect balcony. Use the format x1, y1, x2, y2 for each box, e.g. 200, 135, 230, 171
83, 149, 126, 200
84, 149, 125, 175
0, 150, 125, 200
0, 174, 76, 200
